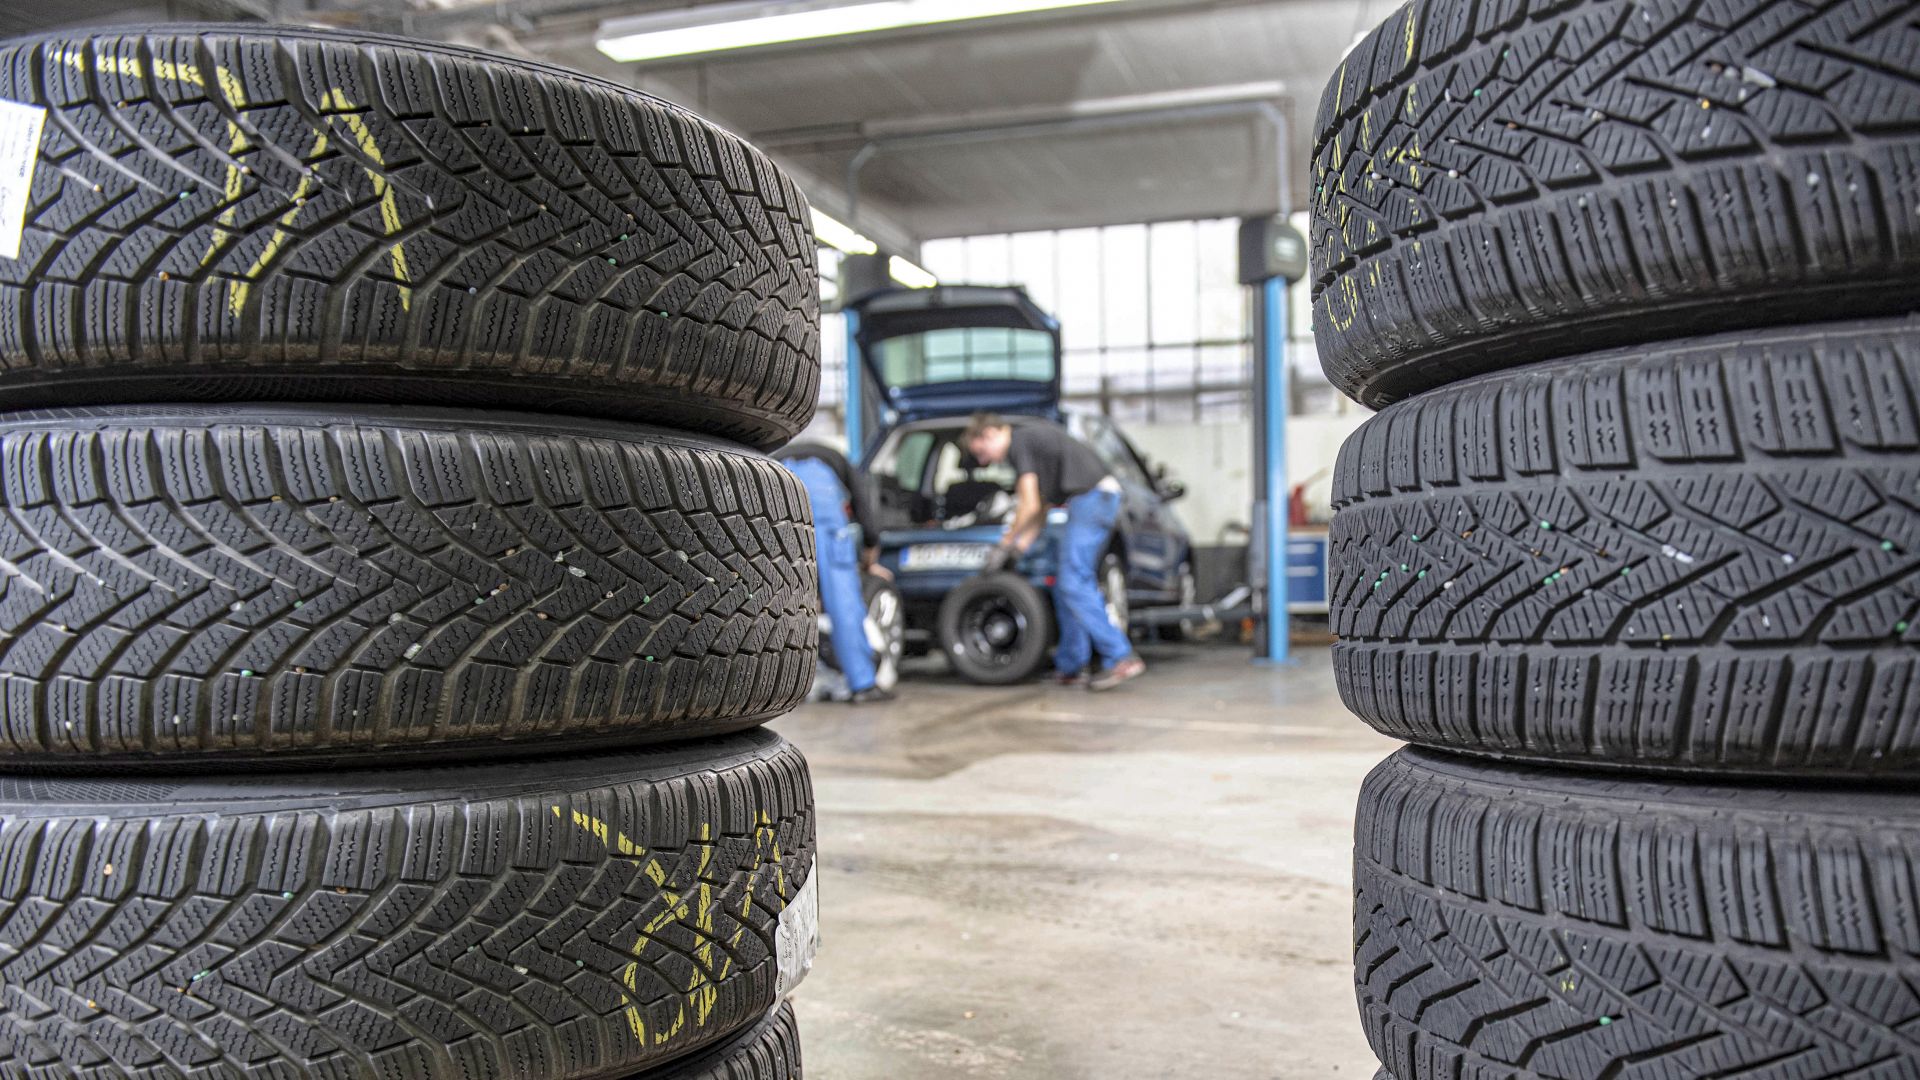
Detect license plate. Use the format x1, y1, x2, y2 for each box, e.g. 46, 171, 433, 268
901, 543, 991, 571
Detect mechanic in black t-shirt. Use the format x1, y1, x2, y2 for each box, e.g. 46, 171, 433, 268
963, 413, 1145, 691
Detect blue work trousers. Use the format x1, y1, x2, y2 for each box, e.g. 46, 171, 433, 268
1053, 488, 1133, 675
783, 457, 877, 693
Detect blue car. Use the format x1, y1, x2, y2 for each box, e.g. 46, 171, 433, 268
850, 286, 1195, 684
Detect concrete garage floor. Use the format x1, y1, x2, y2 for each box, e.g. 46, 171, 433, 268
771, 642, 1397, 1079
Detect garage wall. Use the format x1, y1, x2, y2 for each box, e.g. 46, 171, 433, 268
1124, 412, 1368, 541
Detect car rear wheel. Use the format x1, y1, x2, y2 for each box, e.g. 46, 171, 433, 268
1157, 560, 1198, 642
863, 572, 905, 692
1100, 553, 1130, 636
938, 572, 1054, 685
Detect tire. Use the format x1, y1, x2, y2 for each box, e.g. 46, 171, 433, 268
811, 571, 900, 697
1357, 747, 1920, 1080
0, 729, 816, 1080
937, 572, 1053, 685
861, 572, 904, 693
0, 405, 817, 769
1310, 0, 1920, 408
1330, 318, 1920, 778
1098, 552, 1130, 638
0, 25, 818, 450
1156, 559, 1197, 642
636, 1001, 801, 1080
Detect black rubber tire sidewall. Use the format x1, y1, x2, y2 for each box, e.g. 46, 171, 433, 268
635, 1001, 802, 1080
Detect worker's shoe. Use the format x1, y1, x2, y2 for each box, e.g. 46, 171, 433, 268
1050, 670, 1088, 686
849, 686, 896, 704
1088, 656, 1146, 692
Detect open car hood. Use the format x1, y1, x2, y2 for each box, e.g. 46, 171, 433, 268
850, 286, 1062, 423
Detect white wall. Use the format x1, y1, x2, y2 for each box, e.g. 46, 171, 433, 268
1124, 412, 1368, 543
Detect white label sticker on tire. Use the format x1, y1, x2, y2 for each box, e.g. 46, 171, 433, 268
774, 870, 819, 997
0, 100, 46, 261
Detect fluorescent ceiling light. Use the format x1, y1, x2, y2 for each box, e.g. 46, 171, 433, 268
812, 209, 878, 255
889, 256, 937, 288
598, 0, 1129, 62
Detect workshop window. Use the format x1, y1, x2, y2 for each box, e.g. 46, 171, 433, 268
921, 219, 1254, 423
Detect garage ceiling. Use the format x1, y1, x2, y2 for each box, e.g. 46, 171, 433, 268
553, 0, 1357, 243
10, 0, 1363, 247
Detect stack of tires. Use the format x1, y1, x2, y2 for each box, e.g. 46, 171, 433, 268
0, 25, 820, 1080
1313, 1, 1920, 1076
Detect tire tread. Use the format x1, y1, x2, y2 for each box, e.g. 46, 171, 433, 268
0, 26, 818, 449
0, 407, 817, 766
0, 732, 815, 1080
1330, 319, 1920, 776
1357, 748, 1920, 1080
1311, 0, 1920, 406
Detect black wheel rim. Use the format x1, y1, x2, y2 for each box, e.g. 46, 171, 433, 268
957, 593, 1029, 668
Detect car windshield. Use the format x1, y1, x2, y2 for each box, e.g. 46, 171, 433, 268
870, 327, 1054, 388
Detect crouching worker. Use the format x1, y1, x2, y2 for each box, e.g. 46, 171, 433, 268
962, 413, 1145, 691
774, 441, 894, 704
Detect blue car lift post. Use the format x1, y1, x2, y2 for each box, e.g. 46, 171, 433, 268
1253, 277, 1288, 662
844, 307, 863, 460
1239, 215, 1309, 663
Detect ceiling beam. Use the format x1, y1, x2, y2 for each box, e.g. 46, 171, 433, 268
754, 80, 1286, 149
763, 82, 1296, 225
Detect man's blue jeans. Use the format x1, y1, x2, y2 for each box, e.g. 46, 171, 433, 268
1053, 488, 1133, 675
781, 456, 877, 693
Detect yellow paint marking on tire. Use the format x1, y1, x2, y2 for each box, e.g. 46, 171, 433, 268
551, 805, 757, 1051
1404, 5, 1419, 62
61, 49, 204, 88
230, 127, 327, 317
691, 825, 718, 1027
548, 804, 648, 856
745, 811, 785, 913
319, 89, 412, 310
620, 962, 649, 1043
200, 66, 249, 272
1326, 276, 1361, 332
